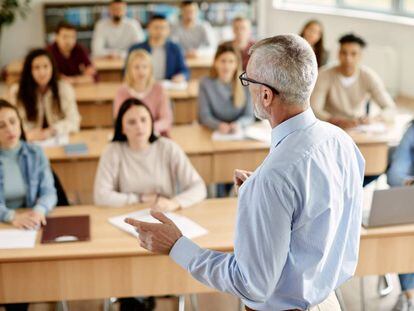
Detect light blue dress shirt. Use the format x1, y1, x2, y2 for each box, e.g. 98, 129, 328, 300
170, 108, 365, 310
387, 122, 414, 187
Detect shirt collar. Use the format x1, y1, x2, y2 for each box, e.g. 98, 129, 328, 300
270, 108, 317, 148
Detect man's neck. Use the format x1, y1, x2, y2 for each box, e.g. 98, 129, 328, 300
183, 19, 195, 28
149, 38, 166, 48
269, 104, 307, 128
234, 38, 249, 49
338, 66, 357, 77
58, 46, 71, 58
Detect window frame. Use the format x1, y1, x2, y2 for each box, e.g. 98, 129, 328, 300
279, 0, 414, 18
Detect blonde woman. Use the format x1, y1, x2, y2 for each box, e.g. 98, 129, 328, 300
113, 49, 173, 135
198, 43, 254, 133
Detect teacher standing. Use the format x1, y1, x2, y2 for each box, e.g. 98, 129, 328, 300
126, 34, 365, 311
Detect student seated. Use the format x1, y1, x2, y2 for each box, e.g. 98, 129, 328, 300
48, 21, 96, 84
127, 15, 189, 82
223, 17, 255, 71
300, 20, 329, 68
387, 122, 414, 311
171, 1, 216, 58
7, 49, 80, 141
94, 98, 206, 210
92, 0, 144, 58
311, 33, 395, 129
113, 49, 172, 135
0, 99, 56, 229
0, 101, 56, 311
198, 43, 254, 133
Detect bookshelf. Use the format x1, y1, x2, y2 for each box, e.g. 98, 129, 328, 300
43, 0, 258, 50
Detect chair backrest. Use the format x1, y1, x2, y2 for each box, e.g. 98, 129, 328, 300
52, 171, 70, 206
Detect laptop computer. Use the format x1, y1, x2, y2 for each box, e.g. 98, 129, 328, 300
363, 186, 414, 228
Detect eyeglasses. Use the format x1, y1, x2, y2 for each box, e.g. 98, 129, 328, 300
238, 71, 280, 95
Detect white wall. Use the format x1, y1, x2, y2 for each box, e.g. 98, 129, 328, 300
0, 0, 45, 68
263, 2, 414, 97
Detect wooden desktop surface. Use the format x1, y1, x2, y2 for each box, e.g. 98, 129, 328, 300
5, 55, 213, 85
74, 80, 199, 127
43, 123, 399, 204
2, 197, 414, 303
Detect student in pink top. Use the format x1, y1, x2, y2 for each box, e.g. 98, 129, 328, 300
113, 49, 173, 135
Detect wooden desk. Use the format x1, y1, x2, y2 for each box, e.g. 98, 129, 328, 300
44, 124, 399, 204
186, 55, 213, 79
44, 125, 267, 203
74, 81, 199, 128
4, 59, 22, 86
5, 55, 212, 85
2, 197, 414, 303
0, 199, 236, 303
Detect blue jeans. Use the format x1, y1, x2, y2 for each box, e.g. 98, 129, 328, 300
399, 273, 414, 291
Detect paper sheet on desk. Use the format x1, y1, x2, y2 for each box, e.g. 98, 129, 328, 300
212, 129, 245, 141
32, 135, 69, 148
108, 209, 208, 239
0, 229, 37, 249
160, 80, 188, 91
351, 123, 387, 134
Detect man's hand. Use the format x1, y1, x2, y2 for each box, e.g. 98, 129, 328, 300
234, 169, 253, 194
124, 211, 183, 254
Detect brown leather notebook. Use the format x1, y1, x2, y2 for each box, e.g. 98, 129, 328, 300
41, 215, 90, 244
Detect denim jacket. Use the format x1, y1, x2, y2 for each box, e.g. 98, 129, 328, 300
0, 141, 57, 222
387, 122, 414, 187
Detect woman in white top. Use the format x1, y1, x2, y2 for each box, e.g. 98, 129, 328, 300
94, 98, 206, 211
8, 48, 80, 141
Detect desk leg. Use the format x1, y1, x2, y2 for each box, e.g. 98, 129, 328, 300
190, 294, 199, 311
360, 277, 366, 311
179, 295, 185, 311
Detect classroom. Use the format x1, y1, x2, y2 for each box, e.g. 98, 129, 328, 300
1, 0, 414, 310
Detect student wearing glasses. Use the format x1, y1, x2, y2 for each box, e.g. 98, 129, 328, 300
198, 43, 254, 134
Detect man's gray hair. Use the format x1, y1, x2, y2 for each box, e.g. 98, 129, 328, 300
249, 34, 318, 107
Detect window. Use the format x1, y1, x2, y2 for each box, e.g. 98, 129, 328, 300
404, 0, 414, 12
342, 0, 392, 11
284, 0, 335, 6
280, 0, 414, 17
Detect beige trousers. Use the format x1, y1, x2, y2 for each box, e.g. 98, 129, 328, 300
308, 292, 341, 311
245, 292, 341, 311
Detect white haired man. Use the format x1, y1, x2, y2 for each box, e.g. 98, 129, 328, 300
125, 34, 365, 311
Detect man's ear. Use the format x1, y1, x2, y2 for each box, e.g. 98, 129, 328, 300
262, 87, 273, 108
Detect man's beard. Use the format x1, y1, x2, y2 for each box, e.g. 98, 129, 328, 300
253, 96, 268, 121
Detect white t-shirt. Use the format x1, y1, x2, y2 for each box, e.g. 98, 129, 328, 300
92, 17, 144, 58
339, 72, 359, 88
152, 46, 167, 80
